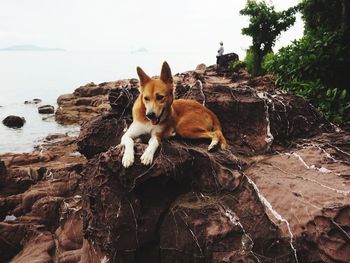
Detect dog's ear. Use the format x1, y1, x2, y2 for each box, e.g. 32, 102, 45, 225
137, 66, 151, 86
160, 61, 173, 84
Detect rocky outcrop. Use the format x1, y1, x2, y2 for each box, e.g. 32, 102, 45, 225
0, 134, 86, 262
55, 80, 132, 125
2, 115, 26, 128
2, 66, 349, 263
78, 68, 330, 159
81, 142, 303, 262
78, 67, 349, 263
38, 104, 55, 114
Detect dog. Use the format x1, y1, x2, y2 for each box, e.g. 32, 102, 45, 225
121, 61, 227, 168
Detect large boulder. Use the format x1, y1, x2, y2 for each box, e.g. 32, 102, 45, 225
218, 52, 239, 70
81, 143, 298, 262
77, 112, 130, 159
2, 115, 25, 128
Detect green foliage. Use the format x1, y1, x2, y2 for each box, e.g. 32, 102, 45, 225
300, 0, 343, 33
243, 48, 255, 74
240, 0, 297, 75
266, 31, 350, 123
261, 52, 274, 73
228, 60, 246, 72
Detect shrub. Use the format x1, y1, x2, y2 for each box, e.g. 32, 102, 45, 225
265, 31, 350, 123
228, 60, 246, 72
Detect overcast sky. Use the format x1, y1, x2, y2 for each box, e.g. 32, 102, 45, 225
0, 0, 303, 57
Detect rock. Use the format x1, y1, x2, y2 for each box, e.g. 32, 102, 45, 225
38, 104, 55, 114
77, 112, 129, 159
74, 82, 108, 97
108, 85, 140, 114
218, 52, 239, 70
244, 132, 350, 263
24, 98, 42, 104
82, 143, 256, 262
129, 78, 139, 87
196, 63, 207, 72
0, 163, 84, 262
2, 115, 25, 128
55, 80, 129, 125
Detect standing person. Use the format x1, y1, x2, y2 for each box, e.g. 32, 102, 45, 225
216, 41, 224, 71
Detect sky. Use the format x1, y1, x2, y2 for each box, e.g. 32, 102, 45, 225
0, 0, 304, 57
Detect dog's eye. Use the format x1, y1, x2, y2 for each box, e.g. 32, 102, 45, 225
144, 96, 150, 101
156, 94, 164, 100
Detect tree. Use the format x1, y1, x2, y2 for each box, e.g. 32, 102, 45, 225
239, 0, 297, 75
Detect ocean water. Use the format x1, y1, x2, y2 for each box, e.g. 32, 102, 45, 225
0, 50, 214, 153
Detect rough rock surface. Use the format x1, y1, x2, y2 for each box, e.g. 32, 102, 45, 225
55, 80, 131, 125
78, 67, 331, 158
0, 134, 85, 262
1, 66, 350, 263
2, 115, 26, 128
78, 67, 349, 263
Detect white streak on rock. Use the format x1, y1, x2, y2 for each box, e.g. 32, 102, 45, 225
245, 175, 299, 263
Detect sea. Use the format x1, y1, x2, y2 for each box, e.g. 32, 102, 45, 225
0, 50, 216, 153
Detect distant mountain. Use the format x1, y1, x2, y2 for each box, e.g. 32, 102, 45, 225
130, 47, 148, 54
0, 45, 65, 51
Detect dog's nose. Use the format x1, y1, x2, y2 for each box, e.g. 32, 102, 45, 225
146, 112, 156, 120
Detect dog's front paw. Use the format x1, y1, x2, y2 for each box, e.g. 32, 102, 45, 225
140, 151, 154, 166
122, 152, 134, 168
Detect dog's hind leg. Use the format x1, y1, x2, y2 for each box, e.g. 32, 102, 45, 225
208, 135, 219, 151
177, 128, 221, 151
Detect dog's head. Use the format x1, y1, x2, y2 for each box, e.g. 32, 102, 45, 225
136, 61, 174, 125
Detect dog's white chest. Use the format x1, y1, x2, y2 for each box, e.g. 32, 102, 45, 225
132, 121, 163, 136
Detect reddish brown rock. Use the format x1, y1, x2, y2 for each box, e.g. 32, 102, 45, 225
77, 68, 330, 159
0, 133, 86, 262
55, 80, 131, 125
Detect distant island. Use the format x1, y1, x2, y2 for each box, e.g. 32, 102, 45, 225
130, 47, 148, 54
0, 45, 65, 51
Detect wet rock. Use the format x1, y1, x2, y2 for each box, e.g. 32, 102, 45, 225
2, 115, 25, 128
38, 104, 55, 114
24, 98, 42, 104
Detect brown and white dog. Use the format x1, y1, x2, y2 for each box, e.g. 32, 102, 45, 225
121, 62, 227, 168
